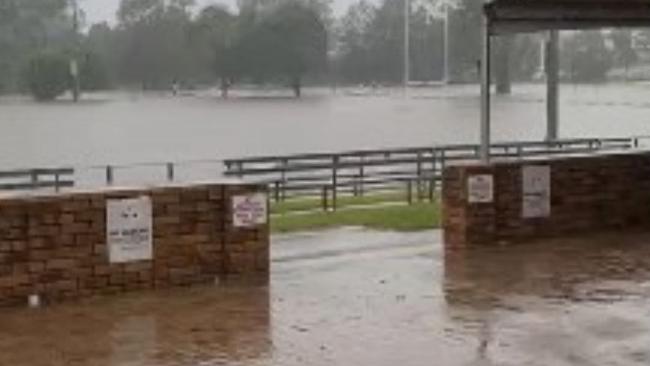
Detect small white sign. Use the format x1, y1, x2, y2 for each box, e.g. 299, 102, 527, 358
233, 193, 268, 228
106, 196, 153, 264
522, 165, 551, 218
467, 174, 494, 203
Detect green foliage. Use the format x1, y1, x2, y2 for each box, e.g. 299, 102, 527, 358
236, 0, 328, 96
189, 5, 237, 95
335, 0, 446, 84
24, 51, 70, 101
562, 31, 614, 83
1, 0, 641, 95
610, 30, 638, 74
115, 0, 197, 89
448, 0, 482, 82
0, 0, 71, 93
80, 52, 110, 91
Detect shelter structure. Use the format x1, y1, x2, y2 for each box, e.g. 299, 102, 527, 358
479, 0, 650, 162
443, 1, 650, 249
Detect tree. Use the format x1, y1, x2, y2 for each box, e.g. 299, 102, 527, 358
116, 0, 196, 89
85, 22, 118, 87
609, 30, 637, 79
494, 36, 513, 94
334, 0, 377, 84
0, 0, 71, 92
562, 31, 614, 83
448, 0, 481, 82
24, 51, 70, 101
189, 5, 238, 97
80, 52, 110, 90
334, 0, 447, 85
409, 6, 445, 82
238, 0, 328, 97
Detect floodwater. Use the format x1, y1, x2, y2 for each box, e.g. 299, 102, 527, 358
3, 84, 650, 173
2, 228, 650, 366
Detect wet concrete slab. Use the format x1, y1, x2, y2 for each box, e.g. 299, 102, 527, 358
2, 227, 650, 365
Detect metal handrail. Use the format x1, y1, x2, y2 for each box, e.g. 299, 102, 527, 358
0, 136, 643, 197
221, 136, 639, 211
0, 167, 75, 192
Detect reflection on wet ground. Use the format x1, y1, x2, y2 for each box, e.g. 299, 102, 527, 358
2, 228, 650, 365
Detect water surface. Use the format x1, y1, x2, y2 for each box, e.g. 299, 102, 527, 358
2, 228, 650, 366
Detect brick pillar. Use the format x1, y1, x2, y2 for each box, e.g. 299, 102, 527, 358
443, 165, 497, 249
223, 185, 270, 278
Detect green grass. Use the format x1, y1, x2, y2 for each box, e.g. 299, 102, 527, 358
270, 190, 421, 215
271, 202, 441, 233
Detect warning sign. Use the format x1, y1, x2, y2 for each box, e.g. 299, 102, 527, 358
233, 193, 268, 228
467, 175, 494, 203
106, 196, 153, 263
522, 165, 551, 218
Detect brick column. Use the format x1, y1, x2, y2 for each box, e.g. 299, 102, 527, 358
443, 164, 497, 249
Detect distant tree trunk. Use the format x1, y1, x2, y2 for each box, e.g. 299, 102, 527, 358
495, 36, 513, 95
291, 76, 301, 98
220, 77, 229, 98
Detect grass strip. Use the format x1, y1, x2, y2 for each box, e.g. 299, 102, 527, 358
271, 202, 440, 233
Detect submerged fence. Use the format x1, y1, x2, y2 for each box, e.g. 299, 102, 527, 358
2, 136, 647, 210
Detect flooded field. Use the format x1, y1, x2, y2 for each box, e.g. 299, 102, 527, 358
3, 84, 650, 172
2, 228, 650, 366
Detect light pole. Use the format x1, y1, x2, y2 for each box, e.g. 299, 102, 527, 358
404, 0, 411, 90
70, 0, 80, 103
443, 3, 450, 83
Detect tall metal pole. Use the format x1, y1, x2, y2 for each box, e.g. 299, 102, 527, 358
404, 0, 411, 90
546, 30, 559, 141
480, 13, 491, 164
443, 4, 450, 84
71, 0, 80, 103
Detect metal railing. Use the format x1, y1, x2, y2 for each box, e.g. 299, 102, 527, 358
1, 137, 646, 206
0, 168, 74, 192
223, 137, 638, 211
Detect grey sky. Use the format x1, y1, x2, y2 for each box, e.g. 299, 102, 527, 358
80, 0, 376, 25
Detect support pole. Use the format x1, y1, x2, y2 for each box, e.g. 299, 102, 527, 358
480, 14, 491, 164
546, 30, 559, 141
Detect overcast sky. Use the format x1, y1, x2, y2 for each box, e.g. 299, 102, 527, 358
80, 0, 375, 25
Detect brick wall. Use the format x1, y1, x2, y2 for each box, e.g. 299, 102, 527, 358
443, 152, 650, 248
0, 183, 269, 306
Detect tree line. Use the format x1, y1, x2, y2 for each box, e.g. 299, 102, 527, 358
0, 0, 646, 101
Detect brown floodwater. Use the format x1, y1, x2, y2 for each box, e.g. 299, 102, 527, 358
1, 228, 650, 366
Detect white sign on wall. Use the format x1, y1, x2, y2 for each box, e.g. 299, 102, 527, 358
467, 175, 494, 203
106, 196, 153, 264
522, 165, 551, 218
233, 193, 268, 228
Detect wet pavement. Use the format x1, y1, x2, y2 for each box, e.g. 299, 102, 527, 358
2, 227, 650, 365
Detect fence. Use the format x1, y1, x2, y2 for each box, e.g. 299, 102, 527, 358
0, 168, 74, 191
1, 136, 645, 211
223, 137, 638, 211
